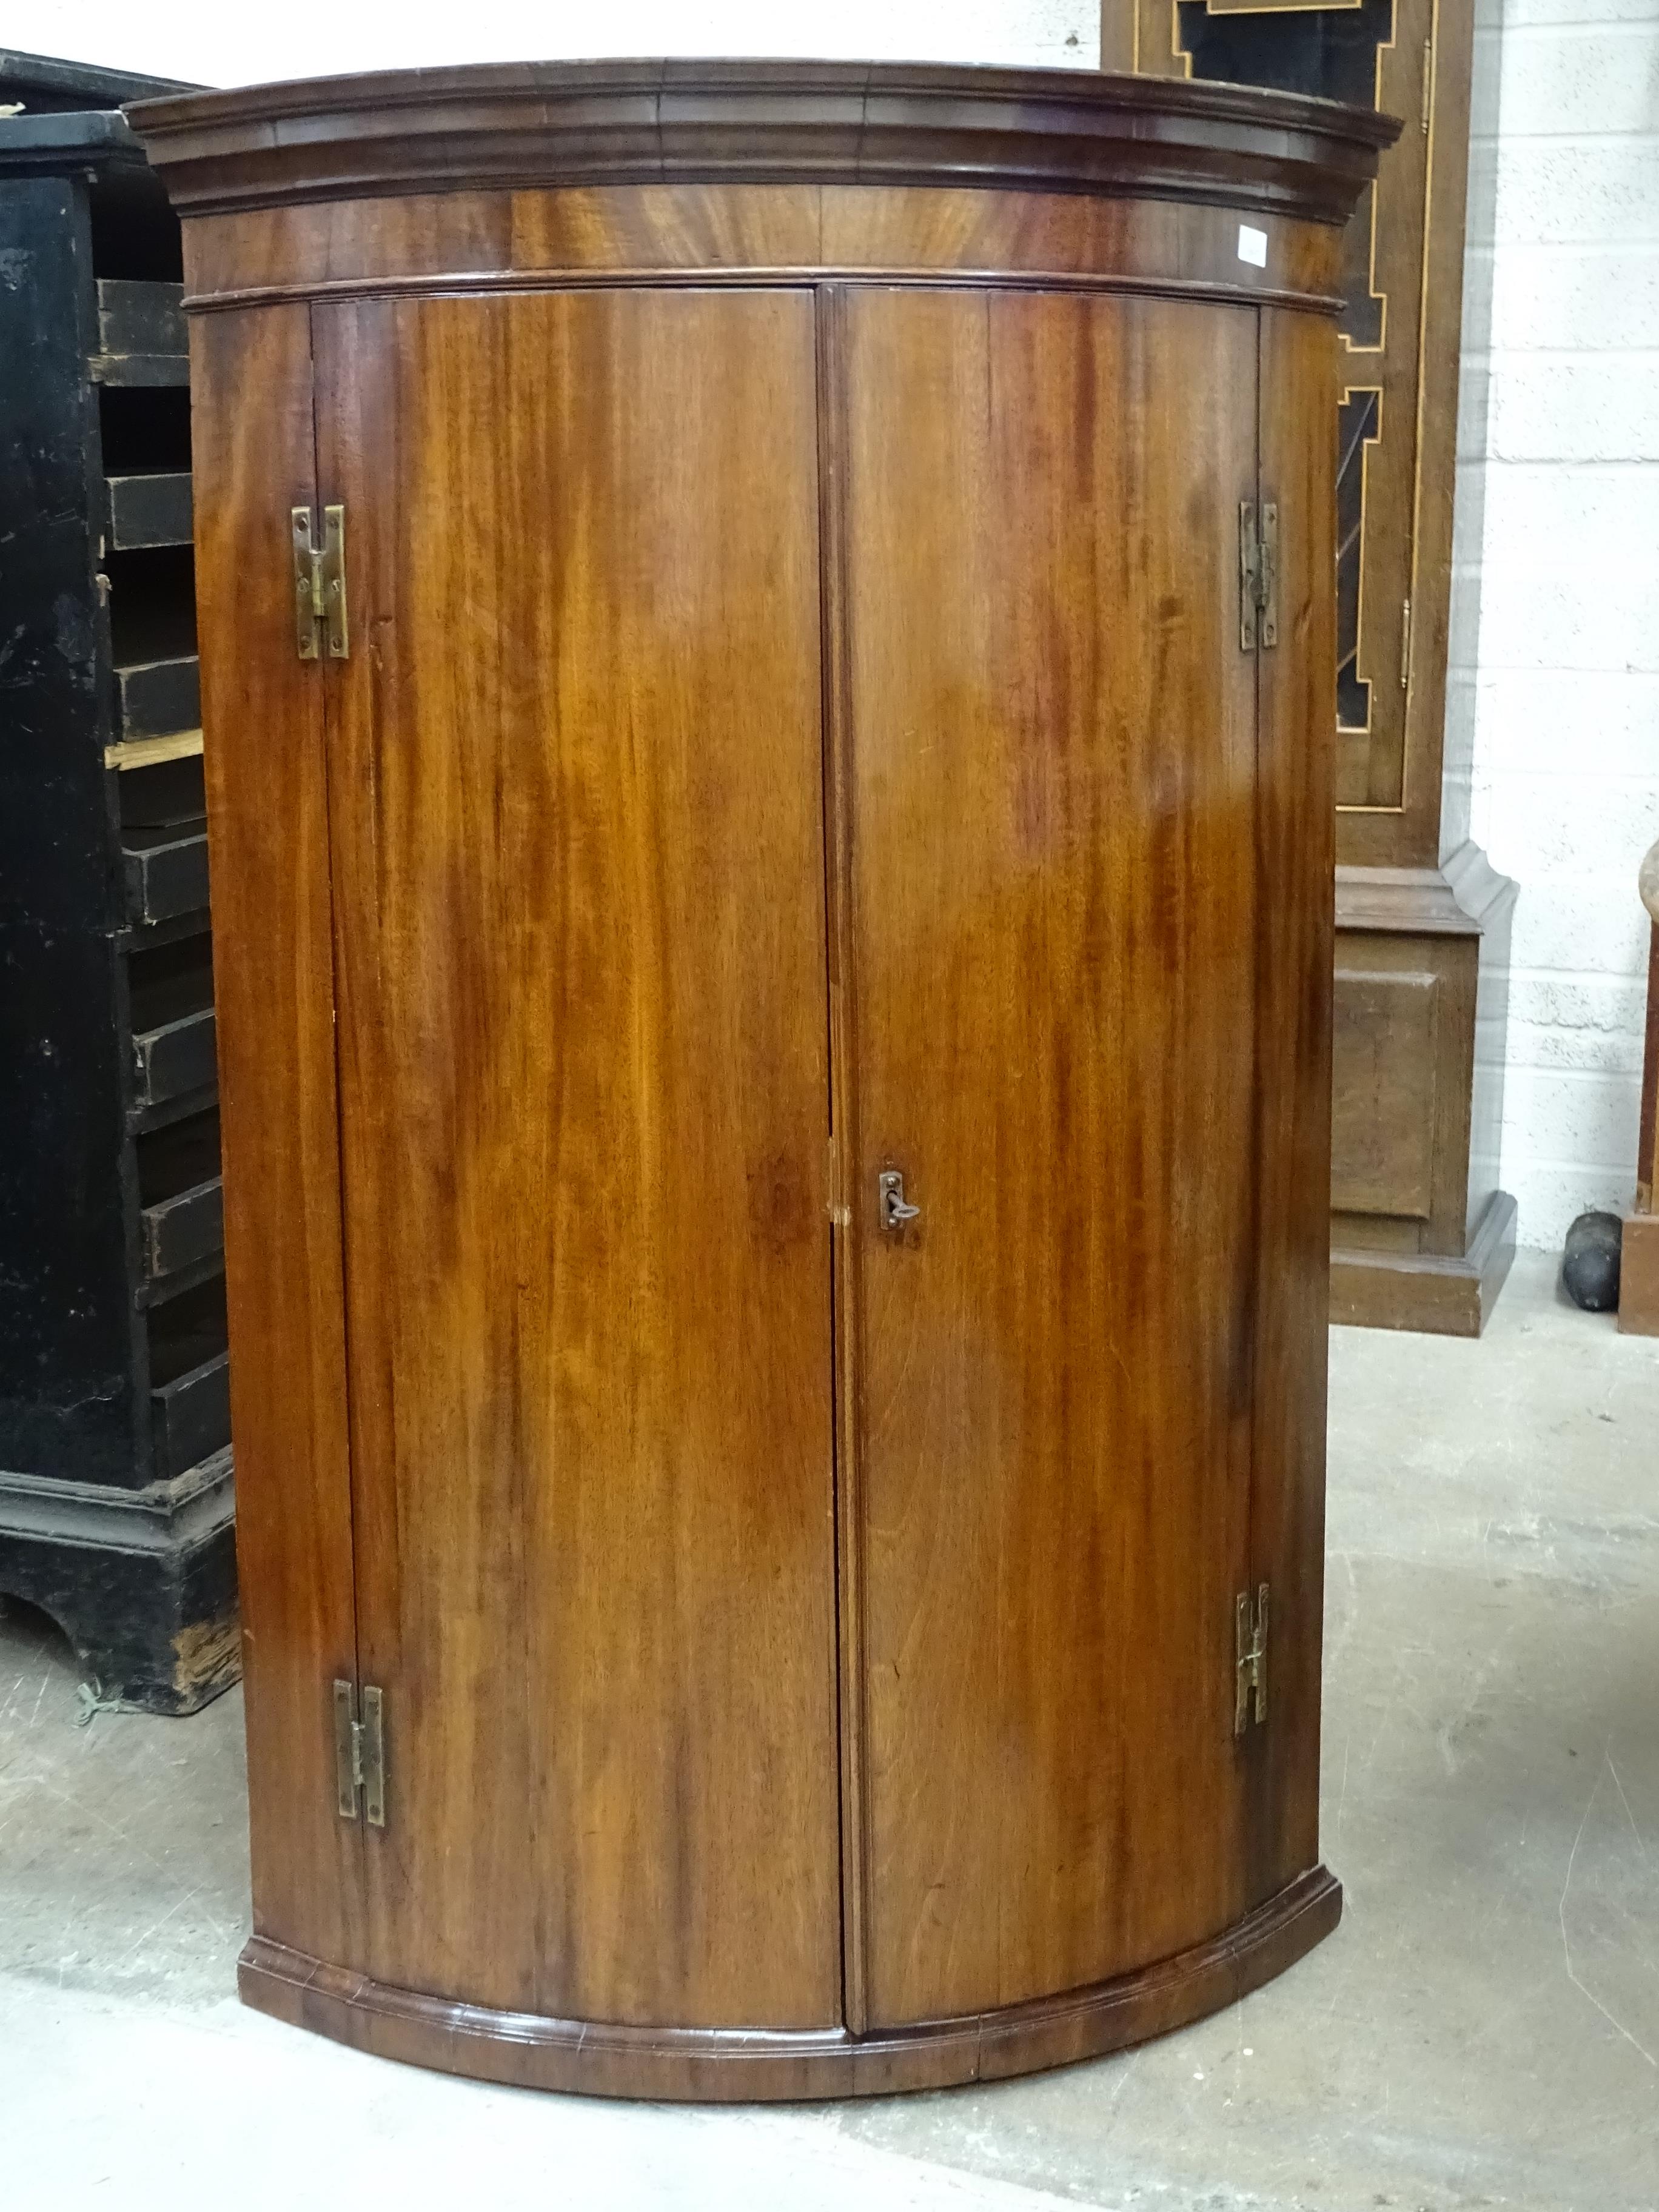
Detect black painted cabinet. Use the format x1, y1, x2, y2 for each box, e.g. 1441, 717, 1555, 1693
0, 52, 236, 1711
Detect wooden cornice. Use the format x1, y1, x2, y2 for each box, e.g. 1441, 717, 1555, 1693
128, 58, 1398, 223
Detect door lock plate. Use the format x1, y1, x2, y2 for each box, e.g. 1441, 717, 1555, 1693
878, 1170, 921, 1232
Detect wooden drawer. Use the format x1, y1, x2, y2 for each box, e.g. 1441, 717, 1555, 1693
132, 1005, 216, 1108
105, 469, 193, 551
115, 652, 199, 740
91, 278, 189, 385
150, 1352, 231, 1479
141, 1175, 224, 1285
147, 1266, 230, 1481
127, 934, 216, 1111
123, 820, 209, 923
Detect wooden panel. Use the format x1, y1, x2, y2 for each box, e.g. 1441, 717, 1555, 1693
1618, 1210, 1659, 1339
817, 187, 1338, 298
312, 287, 840, 2029
839, 287, 1260, 2025
1247, 303, 1338, 1906
183, 183, 1340, 310
1330, 918, 1483, 1255
186, 193, 514, 301
189, 304, 364, 1966
1330, 968, 1439, 1218
511, 183, 822, 273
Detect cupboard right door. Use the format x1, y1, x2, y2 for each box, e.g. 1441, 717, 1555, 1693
836, 287, 1265, 2026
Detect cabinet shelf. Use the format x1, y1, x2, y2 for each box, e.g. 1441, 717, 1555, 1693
147, 1265, 230, 1483
90, 353, 191, 387
136, 1106, 223, 1288
152, 1386, 230, 1485
122, 819, 210, 924
113, 652, 199, 741
136, 1242, 226, 1309
105, 469, 193, 551
140, 1175, 224, 1284
131, 1004, 218, 1109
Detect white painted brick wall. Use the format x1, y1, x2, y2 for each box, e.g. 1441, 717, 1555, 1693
32, 2, 1659, 1253
21, 2, 1096, 85
1460, 0, 1659, 1249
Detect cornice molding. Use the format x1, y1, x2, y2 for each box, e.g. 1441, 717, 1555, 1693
129, 58, 1398, 224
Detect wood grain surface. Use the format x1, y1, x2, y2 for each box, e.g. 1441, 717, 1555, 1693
189, 304, 364, 1970
836, 286, 1262, 2025
177, 185, 1344, 318
312, 287, 841, 2028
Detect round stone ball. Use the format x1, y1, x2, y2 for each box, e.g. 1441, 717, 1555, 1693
1562, 1210, 1623, 1313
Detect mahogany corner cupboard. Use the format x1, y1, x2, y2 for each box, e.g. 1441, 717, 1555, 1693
131, 61, 1395, 2100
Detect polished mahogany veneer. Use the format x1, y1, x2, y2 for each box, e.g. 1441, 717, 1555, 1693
132, 60, 1394, 2101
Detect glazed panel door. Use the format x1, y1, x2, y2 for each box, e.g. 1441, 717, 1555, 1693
312, 289, 843, 2028
837, 288, 1264, 2026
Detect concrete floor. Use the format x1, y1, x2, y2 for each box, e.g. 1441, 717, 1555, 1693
2, 1248, 1657, 2210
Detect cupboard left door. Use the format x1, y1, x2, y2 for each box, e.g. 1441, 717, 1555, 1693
310, 287, 842, 2029
192, 306, 365, 1969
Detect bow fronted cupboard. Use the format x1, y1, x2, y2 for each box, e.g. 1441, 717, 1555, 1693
133, 62, 1393, 2099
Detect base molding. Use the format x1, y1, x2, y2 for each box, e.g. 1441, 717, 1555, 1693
0, 1446, 239, 1714
239, 1865, 1341, 2102
1620, 1210, 1659, 1338
1330, 1188, 1517, 1338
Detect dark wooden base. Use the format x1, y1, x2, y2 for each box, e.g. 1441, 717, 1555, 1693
239, 1865, 1340, 2102
1620, 1210, 1659, 1337
1330, 1188, 1517, 1338
0, 1445, 238, 1713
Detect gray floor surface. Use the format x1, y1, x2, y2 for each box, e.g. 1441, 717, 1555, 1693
2, 1250, 1655, 2208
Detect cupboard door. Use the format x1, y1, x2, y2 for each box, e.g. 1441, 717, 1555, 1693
312, 289, 841, 2027
836, 289, 1262, 2025
191, 306, 364, 1970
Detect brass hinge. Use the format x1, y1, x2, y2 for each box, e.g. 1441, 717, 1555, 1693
1234, 1584, 1269, 1735
1399, 596, 1413, 691
333, 1678, 386, 1825
293, 503, 349, 660
1238, 501, 1279, 652
1421, 38, 1433, 133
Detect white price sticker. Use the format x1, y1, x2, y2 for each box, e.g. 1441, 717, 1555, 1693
1237, 224, 1269, 269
